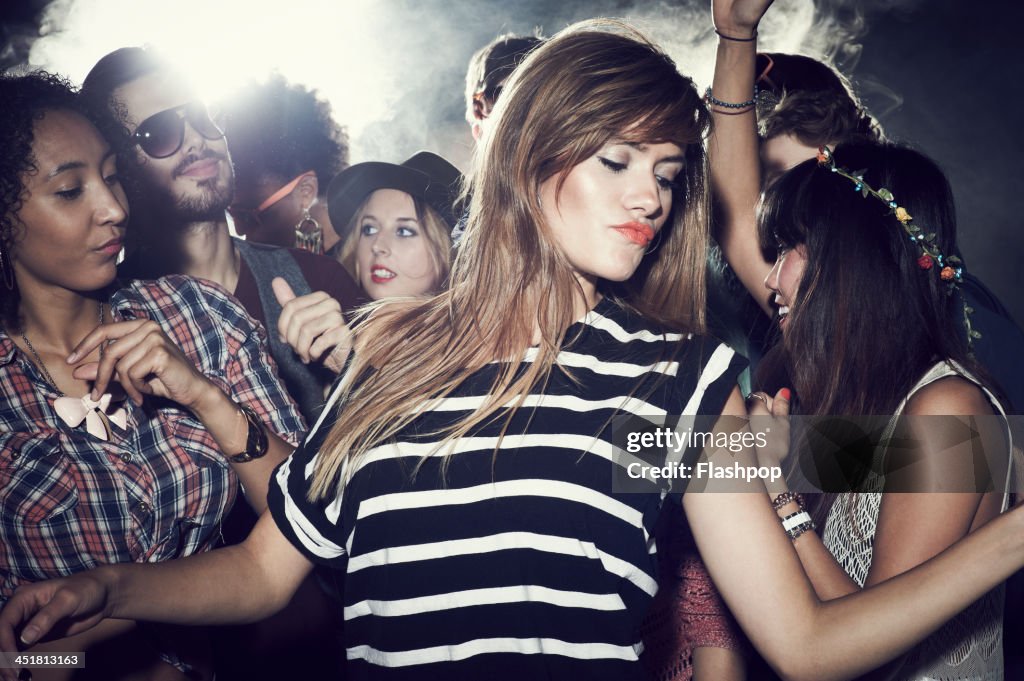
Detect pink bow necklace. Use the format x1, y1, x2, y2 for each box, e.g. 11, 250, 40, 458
20, 303, 128, 441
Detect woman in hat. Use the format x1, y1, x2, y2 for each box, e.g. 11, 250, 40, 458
329, 152, 458, 299
3, 21, 1024, 681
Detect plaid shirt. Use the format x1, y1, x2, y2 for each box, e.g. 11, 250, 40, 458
0, 275, 305, 601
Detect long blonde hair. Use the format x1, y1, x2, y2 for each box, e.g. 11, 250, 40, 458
310, 20, 710, 500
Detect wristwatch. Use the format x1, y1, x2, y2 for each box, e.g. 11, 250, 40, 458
228, 404, 269, 463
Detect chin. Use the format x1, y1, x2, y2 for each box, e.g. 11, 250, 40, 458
597, 258, 643, 283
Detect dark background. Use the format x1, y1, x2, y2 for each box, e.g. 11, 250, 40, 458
2, 0, 1021, 326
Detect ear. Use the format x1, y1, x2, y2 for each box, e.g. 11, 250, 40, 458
296, 173, 319, 207
471, 123, 483, 141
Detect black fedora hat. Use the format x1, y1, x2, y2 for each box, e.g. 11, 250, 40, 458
327, 151, 463, 235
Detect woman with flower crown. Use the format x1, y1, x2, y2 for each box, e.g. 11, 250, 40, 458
0, 72, 304, 679
2, 20, 1024, 681
708, 1, 1017, 678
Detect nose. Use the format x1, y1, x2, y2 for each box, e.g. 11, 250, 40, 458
96, 182, 128, 228
371, 232, 391, 256
182, 119, 208, 156
764, 257, 782, 293
625, 171, 661, 218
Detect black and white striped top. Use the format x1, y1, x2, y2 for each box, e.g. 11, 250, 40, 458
268, 297, 745, 680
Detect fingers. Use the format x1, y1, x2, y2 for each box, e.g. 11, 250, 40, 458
772, 387, 791, 417
69, 321, 199, 406
746, 391, 772, 416
271, 277, 297, 308
76, 321, 161, 401
312, 326, 354, 374
277, 292, 345, 364
66, 320, 146, 365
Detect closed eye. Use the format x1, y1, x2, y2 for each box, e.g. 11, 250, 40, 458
56, 187, 82, 200
598, 157, 626, 172
656, 175, 681, 191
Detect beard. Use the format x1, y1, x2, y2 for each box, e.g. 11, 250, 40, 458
129, 149, 235, 226
170, 149, 235, 222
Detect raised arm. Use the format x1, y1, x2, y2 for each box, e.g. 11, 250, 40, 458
0, 511, 312, 681
709, 0, 775, 314
683, 387, 1024, 681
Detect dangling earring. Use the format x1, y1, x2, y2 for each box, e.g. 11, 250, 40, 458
0, 245, 15, 291
294, 206, 323, 255
644, 229, 664, 256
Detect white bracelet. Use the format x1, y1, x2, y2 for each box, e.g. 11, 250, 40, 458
782, 510, 812, 532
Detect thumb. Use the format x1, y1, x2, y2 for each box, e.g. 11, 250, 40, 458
272, 277, 296, 306
773, 387, 792, 417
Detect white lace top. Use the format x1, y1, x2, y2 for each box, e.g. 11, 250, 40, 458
821, 361, 1013, 681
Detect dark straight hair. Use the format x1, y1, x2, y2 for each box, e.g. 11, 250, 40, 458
755, 141, 988, 416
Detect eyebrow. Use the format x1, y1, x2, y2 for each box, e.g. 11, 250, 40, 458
617, 141, 686, 165
46, 161, 86, 179
361, 214, 420, 223
45, 150, 117, 180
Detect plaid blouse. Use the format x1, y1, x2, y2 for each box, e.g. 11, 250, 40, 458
0, 275, 304, 601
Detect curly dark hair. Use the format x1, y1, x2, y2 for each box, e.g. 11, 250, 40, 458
220, 74, 349, 197
0, 71, 96, 331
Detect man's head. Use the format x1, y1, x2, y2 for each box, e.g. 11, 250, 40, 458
82, 47, 234, 226
464, 32, 543, 142
754, 53, 882, 184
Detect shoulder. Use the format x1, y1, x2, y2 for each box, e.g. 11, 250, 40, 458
905, 375, 995, 417
115, 276, 256, 336
239, 240, 364, 307
117, 275, 236, 310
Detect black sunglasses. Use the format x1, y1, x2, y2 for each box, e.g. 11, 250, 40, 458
131, 101, 224, 159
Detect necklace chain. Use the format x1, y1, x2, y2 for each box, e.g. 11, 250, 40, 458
20, 303, 105, 397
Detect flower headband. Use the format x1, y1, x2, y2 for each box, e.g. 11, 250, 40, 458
816, 145, 980, 344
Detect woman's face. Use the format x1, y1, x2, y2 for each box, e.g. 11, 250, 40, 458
11, 109, 128, 297
354, 188, 441, 300
764, 244, 808, 330
539, 140, 684, 289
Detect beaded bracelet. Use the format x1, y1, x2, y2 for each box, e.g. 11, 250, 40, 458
715, 28, 757, 42
771, 491, 805, 512
704, 86, 758, 110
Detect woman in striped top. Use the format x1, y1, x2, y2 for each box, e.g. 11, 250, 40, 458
2, 20, 1024, 681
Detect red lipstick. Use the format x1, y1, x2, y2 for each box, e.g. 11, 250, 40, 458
613, 221, 655, 246
370, 265, 397, 284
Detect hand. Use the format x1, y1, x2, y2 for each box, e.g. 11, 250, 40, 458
67, 320, 215, 409
273, 278, 353, 374
0, 574, 111, 681
712, 0, 774, 37
747, 387, 791, 468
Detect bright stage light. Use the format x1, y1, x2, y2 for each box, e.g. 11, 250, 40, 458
25, 0, 820, 166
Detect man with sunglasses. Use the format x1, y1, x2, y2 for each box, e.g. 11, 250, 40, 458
80, 48, 355, 680
82, 47, 363, 426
